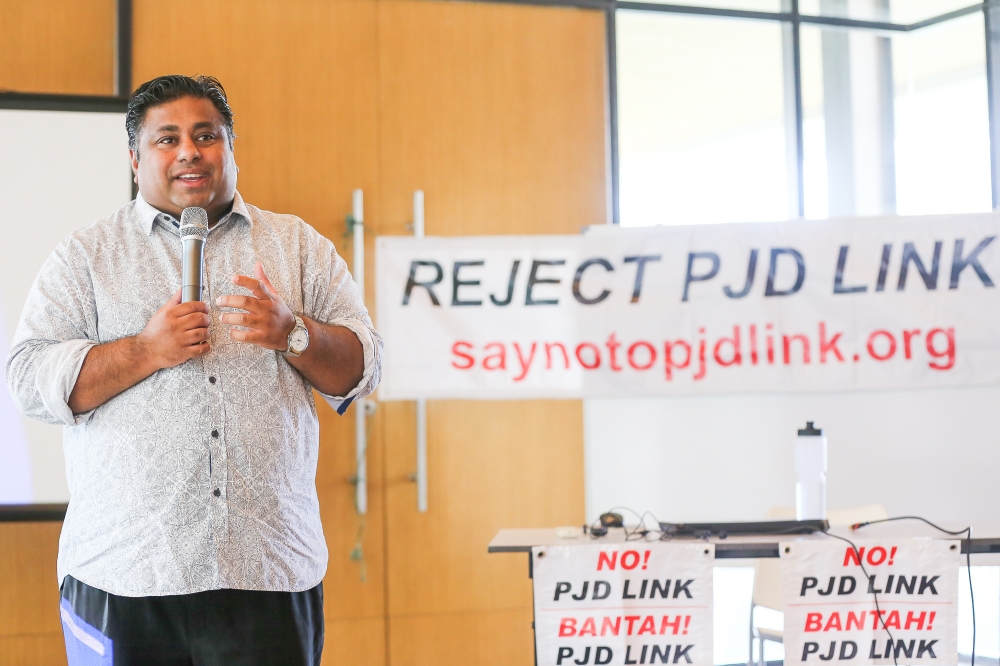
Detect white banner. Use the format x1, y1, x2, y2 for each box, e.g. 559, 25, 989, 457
532, 543, 714, 666
780, 538, 961, 665
375, 214, 1000, 399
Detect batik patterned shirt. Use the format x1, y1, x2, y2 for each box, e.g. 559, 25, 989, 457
6, 192, 381, 597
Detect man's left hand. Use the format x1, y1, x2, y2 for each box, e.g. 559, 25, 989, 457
217, 262, 296, 351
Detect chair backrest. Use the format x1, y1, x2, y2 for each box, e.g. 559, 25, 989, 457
826, 504, 888, 527
752, 558, 785, 610
751, 504, 889, 611
751, 507, 794, 610
765, 506, 795, 520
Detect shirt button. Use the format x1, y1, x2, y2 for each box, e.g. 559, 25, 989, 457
211, 430, 219, 438
209, 376, 217, 384
213, 488, 221, 497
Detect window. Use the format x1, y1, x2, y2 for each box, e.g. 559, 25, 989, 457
617, 12, 789, 225
613, 1, 998, 226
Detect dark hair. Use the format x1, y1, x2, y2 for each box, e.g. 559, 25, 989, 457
126, 75, 235, 155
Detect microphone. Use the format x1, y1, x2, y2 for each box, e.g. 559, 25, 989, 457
179, 207, 209, 303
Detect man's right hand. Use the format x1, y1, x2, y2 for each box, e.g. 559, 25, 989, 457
68, 290, 211, 415
136, 290, 212, 371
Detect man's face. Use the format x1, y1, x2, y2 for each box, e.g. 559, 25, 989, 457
130, 96, 237, 223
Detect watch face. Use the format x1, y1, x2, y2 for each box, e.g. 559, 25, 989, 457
290, 327, 309, 353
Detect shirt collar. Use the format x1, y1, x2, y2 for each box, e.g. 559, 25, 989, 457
135, 190, 252, 235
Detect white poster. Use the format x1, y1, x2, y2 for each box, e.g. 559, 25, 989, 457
780, 538, 961, 664
375, 214, 1000, 399
532, 543, 714, 666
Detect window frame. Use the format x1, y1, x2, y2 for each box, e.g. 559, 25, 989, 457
603, 0, 997, 224
2, 0, 996, 224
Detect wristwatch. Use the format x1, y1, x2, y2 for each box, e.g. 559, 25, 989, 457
281, 315, 310, 357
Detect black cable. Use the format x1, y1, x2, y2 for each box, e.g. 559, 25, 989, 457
968, 534, 976, 666
851, 515, 969, 536
631, 510, 665, 541
587, 514, 604, 538
852, 517, 974, 666
820, 531, 897, 665
965, 530, 976, 666
589, 506, 666, 541
589, 510, 977, 665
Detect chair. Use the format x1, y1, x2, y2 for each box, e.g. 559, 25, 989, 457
748, 504, 888, 666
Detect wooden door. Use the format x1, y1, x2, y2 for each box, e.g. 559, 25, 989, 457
373, 2, 608, 663
133, 2, 387, 663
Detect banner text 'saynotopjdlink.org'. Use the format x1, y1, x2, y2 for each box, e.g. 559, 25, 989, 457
376, 214, 1000, 400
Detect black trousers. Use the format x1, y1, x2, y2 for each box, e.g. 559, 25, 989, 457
59, 575, 324, 666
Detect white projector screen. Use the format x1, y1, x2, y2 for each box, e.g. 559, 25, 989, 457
0, 107, 131, 504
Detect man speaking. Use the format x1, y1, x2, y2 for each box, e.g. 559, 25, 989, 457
6, 74, 382, 665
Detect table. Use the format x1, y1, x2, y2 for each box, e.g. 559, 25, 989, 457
489, 526, 1000, 577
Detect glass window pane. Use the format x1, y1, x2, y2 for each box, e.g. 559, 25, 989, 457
893, 13, 991, 214
800, 13, 991, 218
799, 0, 976, 25
617, 11, 790, 226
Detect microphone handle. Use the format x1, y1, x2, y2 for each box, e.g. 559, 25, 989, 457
181, 238, 205, 303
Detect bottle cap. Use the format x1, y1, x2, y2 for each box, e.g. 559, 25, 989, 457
798, 421, 823, 436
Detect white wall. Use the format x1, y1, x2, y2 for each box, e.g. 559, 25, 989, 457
0, 109, 131, 503
587, 388, 1000, 663
585, 386, 1000, 531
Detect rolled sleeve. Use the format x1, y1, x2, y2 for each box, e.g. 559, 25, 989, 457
299, 223, 383, 415
315, 317, 381, 415
10, 339, 98, 425
5, 236, 100, 426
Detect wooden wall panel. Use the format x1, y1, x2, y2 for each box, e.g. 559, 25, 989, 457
325, 617, 387, 665
0, 523, 65, 666
388, 610, 535, 664
132, 0, 380, 237
2, 3, 608, 666
134, 2, 385, 663
0, 0, 115, 95
375, 0, 608, 238
376, 2, 606, 664
382, 401, 583, 613
0, 635, 66, 666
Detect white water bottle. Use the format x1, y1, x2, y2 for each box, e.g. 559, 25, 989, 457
795, 422, 827, 521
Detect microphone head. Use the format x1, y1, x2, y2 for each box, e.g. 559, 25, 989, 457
179, 207, 209, 240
